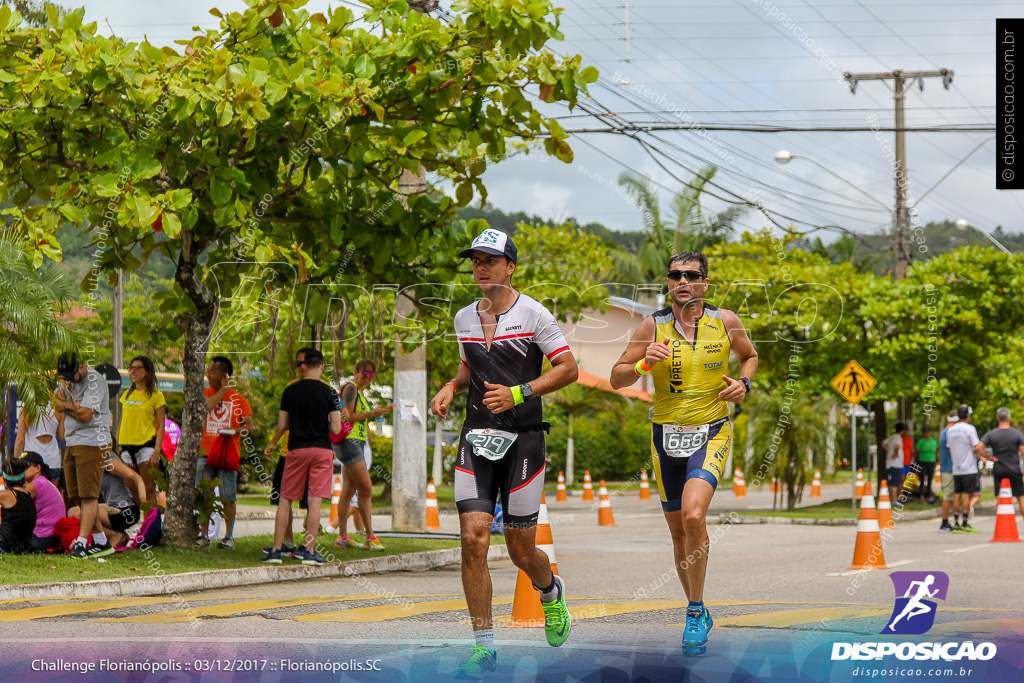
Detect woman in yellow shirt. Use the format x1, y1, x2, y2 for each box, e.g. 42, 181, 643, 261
118, 355, 166, 505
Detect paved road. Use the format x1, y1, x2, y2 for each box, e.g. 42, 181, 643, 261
4, 490, 1024, 681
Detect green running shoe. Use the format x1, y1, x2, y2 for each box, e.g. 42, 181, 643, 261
454, 645, 496, 679
541, 575, 572, 647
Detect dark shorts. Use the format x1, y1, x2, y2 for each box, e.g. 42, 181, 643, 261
336, 439, 366, 467
271, 457, 307, 509
993, 471, 1024, 497
651, 418, 732, 512
886, 467, 904, 487
195, 457, 238, 502
107, 505, 142, 533
454, 427, 545, 528
953, 473, 981, 495
29, 535, 62, 553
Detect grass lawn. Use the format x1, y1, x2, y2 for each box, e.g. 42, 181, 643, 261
0, 533, 463, 586
736, 489, 998, 519
237, 485, 458, 509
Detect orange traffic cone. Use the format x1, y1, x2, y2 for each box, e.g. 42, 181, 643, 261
877, 479, 893, 530
597, 480, 616, 526
556, 471, 568, 502
849, 481, 887, 569
582, 471, 594, 502
326, 475, 343, 533
855, 469, 864, 499
771, 476, 780, 493
639, 469, 652, 500
733, 468, 746, 498
810, 470, 822, 498
991, 478, 1022, 543
934, 470, 941, 488
508, 502, 559, 627
425, 478, 441, 531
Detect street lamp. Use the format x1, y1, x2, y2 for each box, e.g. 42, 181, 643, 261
954, 219, 1011, 255
773, 150, 892, 214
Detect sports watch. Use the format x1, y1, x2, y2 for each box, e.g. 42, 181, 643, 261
520, 383, 535, 401
739, 377, 751, 394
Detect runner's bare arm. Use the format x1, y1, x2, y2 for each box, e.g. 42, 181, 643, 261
483, 350, 579, 414
718, 309, 758, 402
430, 362, 471, 419
610, 316, 668, 390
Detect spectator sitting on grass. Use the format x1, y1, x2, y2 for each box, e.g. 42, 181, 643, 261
69, 471, 143, 549
20, 451, 65, 552
0, 457, 38, 554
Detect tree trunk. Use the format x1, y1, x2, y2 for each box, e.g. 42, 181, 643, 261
164, 238, 219, 547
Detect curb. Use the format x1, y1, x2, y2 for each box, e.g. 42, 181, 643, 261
0, 546, 509, 601
719, 499, 997, 525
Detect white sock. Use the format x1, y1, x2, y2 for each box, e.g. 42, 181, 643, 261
539, 577, 560, 603
93, 532, 108, 545
474, 629, 494, 651
75, 536, 88, 547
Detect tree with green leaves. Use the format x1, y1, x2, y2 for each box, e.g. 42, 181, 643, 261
0, 0, 596, 545
0, 235, 82, 452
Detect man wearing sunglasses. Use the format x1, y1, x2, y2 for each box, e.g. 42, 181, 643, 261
430, 228, 578, 678
610, 251, 758, 657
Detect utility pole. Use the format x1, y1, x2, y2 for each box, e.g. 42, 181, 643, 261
112, 269, 124, 433
390, 0, 436, 531
844, 69, 952, 432
843, 69, 953, 280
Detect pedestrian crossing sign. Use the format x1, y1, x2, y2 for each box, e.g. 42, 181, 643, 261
830, 360, 876, 405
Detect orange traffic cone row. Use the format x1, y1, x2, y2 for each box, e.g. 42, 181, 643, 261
425, 478, 442, 531
639, 469, 652, 500
771, 476, 780, 493
556, 471, 568, 502
877, 479, 894, 530
508, 502, 559, 627
326, 474, 343, 533
849, 481, 887, 569
733, 468, 747, 498
855, 469, 864, 499
991, 478, 1022, 543
810, 470, 822, 498
582, 471, 594, 502
597, 480, 616, 526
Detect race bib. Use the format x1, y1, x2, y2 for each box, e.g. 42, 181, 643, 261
662, 423, 709, 458
466, 429, 518, 461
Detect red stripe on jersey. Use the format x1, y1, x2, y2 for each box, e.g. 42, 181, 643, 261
455, 465, 475, 475
460, 359, 469, 366
460, 337, 486, 343
510, 465, 545, 493
546, 345, 571, 360
491, 332, 535, 342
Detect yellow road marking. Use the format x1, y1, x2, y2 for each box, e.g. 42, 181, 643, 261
294, 598, 513, 622
94, 596, 380, 623
0, 598, 179, 622
705, 606, 891, 629
493, 601, 690, 625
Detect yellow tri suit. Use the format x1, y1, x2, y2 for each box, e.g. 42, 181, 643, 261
649, 304, 733, 510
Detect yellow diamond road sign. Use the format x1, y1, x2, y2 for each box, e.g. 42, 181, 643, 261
830, 360, 877, 405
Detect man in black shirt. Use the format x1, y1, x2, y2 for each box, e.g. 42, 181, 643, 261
263, 348, 344, 564
977, 407, 1024, 515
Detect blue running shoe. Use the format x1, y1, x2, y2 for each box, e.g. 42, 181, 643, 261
683, 605, 714, 656
454, 645, 497, 679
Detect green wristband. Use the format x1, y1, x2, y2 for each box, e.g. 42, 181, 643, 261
510, 384, 525, 405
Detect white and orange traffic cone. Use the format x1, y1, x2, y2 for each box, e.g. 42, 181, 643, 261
425, 478, 442, 531
849, 481, 887, 569
934, 470, 941, 488
508, 502, 559, 627
597, 480, 616, 526
582, 471, 594, 502
326, 475, 342, 534
733, 468, 746, 498
877, 479, 894, 530
991, 478, 1022, 543
810, 470, 822, 498
556, 471, 568, 502
639, 469, 651, 500
855, 469, 864, 499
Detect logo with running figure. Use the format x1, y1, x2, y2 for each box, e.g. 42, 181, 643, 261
881, 571, 949, 635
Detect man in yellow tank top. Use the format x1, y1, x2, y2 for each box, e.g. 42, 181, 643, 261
611, 251, 757, 657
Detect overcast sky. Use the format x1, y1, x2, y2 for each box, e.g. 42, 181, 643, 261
74, 0, 1017, 250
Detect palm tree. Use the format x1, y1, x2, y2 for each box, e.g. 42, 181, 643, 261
546, 383, 625, 484
747, 388, 833, 510
612, 166, 746, 298
0, 235, 83, 455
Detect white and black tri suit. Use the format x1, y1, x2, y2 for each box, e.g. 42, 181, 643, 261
454, 293, 571, 527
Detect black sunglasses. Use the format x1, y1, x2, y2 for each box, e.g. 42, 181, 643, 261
667, 269, 705, 282
295, 360, 307, 367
